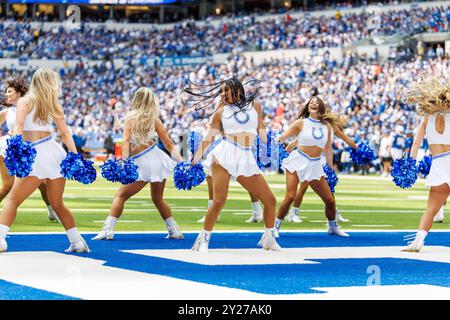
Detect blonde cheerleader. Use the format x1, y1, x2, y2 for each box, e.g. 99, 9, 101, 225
0, 76, 59, 222
0, 68, 89, 253
275, 96, 349, 237
185, 78, 281, 253
402, 77, 450, 252
285, 115, 357, 224
93, 87, 184, 241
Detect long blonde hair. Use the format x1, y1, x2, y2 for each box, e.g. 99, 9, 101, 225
126, 87, 160, 146
296, 97, 347, 128
25, 68, 64, 124
406, 76, 450, 115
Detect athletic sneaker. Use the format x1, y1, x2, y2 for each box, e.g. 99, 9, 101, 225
0, 238, 7, 253
336, 213, 349, 223
48, 208, 61, 223
65, 238, 90, 253
245, 213, 264, 223
197, 215, 220, 223
434, 206, 444, 223
402, 239, 424, 252
91, 225, 114, 240
286, 211, 303, 223
166, 224, 184, 239
192, 233, 209, 253
257, 233, 282, 251
327, 226, 350, 237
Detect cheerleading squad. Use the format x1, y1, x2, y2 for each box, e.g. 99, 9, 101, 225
0, 69, 448, 254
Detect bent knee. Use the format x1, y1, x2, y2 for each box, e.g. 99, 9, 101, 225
324, 197, 336, 208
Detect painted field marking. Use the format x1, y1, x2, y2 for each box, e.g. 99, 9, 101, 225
351, 225, 393, 227
92, 220, 143, 223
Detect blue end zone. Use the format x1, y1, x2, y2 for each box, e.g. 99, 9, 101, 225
2, 232, 450, 298
0, 279, 77, 300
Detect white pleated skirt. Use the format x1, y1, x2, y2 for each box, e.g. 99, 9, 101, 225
0, 135, 10, 158
426, 151, 450, 188
29, 136, 66, 180
282, 150, 325, 182
204, 138, 261, 178
131, 144, 176, 183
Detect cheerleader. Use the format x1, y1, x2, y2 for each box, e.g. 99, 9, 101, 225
402, 77, 450, 252
275, 96, 349, 237
0, 76, 59, 222
185, 78, 280, 253
0, 68, 89, 253
93, 87, 184, 241
285, 122, 357, 224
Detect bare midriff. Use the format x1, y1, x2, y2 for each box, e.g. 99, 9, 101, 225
298, 145, 324, 158
130, 141, 155, 156
22, 130, 52, 143
224, 133, 256, 148
429, 144, 450, 156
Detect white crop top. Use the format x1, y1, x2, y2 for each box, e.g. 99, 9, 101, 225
6, 107, 16, 133
426, 113, 450, 145
297, 117, 329, 149
222, 104, 258, 135
23, 107, 52, 131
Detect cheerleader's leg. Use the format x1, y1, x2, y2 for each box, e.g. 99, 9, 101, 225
92, 181, 147, 241
150, 180, 184, 239
0, 157, 15, 202
276, 171, 299, 222
37, 182, 59, 223
197, 176, 215, 223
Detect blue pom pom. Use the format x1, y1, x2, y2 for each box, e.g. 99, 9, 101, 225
100, 158, 138, 184
100, 158, 121, 182
417, 156, 432, 177
60, 152, 97, 184
188, 131, 203, 156
173, 161, 206, 190
350, 142, 377, 165
117, 158, 139, 185
323, 163, 339, 193
391, 154, 418, 189
4, 135, 37, 178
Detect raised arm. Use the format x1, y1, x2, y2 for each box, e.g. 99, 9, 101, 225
332, 124, 358, 149
410, 117, 428, 160
54, 115, 77, 154
192, 109, 223, 165
276, 119, 303, 145
155, 118, 183, 162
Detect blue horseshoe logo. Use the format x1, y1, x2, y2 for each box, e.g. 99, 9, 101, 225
312, 127, 324, 140
233, 111, 250, 125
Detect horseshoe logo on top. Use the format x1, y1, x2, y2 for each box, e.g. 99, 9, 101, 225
233, 110, 250, 125
312, 127, 324, 140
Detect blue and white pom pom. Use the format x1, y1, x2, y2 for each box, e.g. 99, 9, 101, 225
117, 158, 139, 185
417, 156, 432, 177
100, 158, 138, 184
60, 152, 97, 184
350, 142, 377, 165
278, 144, 289, 169
391, 154, 418, 189
4, 135, 37, 178
188, 131, 203, 156
323, 163, 339, 193
173, 161, 206, 190
100, 158, 121, 183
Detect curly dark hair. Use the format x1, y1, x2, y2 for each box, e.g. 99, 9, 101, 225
4, 75, 29, 97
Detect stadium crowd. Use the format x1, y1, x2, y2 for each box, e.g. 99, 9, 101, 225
1, 51, 448, 175
0, 4, 449, 59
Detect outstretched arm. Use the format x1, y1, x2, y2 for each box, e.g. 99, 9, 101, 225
192, 109, 223, 165
410, 117, 428, 160
332, 124, 358, 149
156, 119, 183, 162
254, 101, 268, 143
276, 119, 303, 145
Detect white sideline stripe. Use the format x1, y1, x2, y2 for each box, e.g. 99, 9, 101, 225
309, 220, 328, 223
8, 230, 450, 235
1, 252, 448, 300
92, 220, 142, 223
351, 225, 393, 227
126, 246, 450, 266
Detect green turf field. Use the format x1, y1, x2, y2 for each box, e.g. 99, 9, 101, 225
7, 172, 450, 232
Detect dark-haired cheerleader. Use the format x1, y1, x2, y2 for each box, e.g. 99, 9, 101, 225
0, 76, 59, 222
185, 78, 280, 253
275, 96, 349, 237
